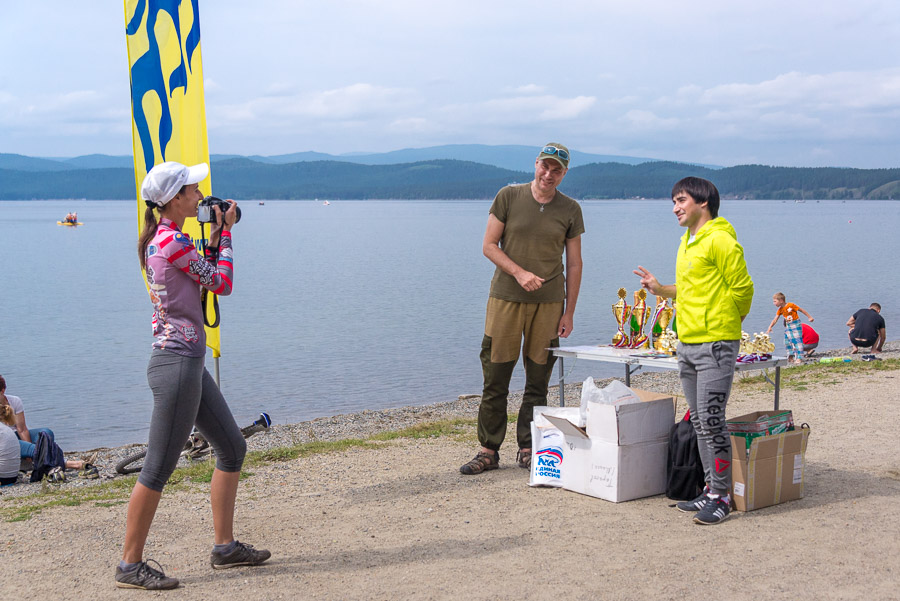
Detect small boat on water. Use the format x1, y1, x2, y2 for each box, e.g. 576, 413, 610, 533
323, 200, 330, 206
259, 201, 265, 205
57, 221, 84, 226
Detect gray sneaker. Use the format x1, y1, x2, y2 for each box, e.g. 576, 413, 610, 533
115, 559, 179, 590
693, 495, 732, 525
676, 488, 710, 513
210, 540, 271, 569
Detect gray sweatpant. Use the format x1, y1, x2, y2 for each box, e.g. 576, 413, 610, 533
138, 349, 246, 492
676, 340, 740, 496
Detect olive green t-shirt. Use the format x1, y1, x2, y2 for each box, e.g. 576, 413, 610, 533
488, 183, 585, 303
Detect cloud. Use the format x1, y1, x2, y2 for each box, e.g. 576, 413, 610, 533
620, 109, 680, 130
508, 84, 546, 95
388, 117, 437, 133
209, 83, 423, 133
444, 93, 597, 126
670, 69, 900, 111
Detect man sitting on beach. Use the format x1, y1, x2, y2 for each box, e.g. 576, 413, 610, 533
460, 143, 584, 475
847, 303, 885, 354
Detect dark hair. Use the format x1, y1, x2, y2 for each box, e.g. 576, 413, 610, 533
671, 177, 720, 218
138, 185, 186, 269
871, 302, 882, 311
0, 374, 5, 392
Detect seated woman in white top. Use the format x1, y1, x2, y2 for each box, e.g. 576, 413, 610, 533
0, 405, 21, 486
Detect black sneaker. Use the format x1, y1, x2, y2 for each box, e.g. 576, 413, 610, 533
210, 540, 271, 569
115, 559, 179, 590
693, 496, 732, 525
675, 488, 710, 513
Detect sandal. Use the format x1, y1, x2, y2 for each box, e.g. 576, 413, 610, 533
516, 448, 532, 469
459, 451, 499, 475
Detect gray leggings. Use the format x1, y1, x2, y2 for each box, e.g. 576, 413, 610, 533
138, 349, 246, 492
677, 340, 740, 496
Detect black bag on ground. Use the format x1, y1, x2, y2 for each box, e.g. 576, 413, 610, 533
666, 410, 705, 500
29, 431, 66, 483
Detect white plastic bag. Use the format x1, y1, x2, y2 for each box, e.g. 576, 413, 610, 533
528, 406, 578, 487
580, 377, 641, 425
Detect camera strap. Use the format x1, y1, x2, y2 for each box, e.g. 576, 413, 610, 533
202, 289, 221, 328
198, 220, 221, 328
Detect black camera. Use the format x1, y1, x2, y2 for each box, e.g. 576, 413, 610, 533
198, 196, 242, 224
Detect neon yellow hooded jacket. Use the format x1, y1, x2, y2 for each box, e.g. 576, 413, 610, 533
675, 217, 754, 343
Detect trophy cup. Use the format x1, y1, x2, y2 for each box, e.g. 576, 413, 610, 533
658, 329, 678, 355
629, 289, 652, 349
650, 296, 674, 351
611, 288, 630, 347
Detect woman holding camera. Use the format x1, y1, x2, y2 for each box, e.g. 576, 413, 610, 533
116, 162, 269, 590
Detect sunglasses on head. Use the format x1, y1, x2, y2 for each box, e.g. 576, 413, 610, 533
541, 146, 569, 161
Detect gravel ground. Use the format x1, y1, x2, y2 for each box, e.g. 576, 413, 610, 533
2, 341, 896, 501
0, 341, 898, 600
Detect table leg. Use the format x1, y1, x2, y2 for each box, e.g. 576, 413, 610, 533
774, 366, 781, 411
558, 357, 565, 407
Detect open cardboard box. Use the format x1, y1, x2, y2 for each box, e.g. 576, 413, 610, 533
730, 426, 809, 511
544, 388, 674, 503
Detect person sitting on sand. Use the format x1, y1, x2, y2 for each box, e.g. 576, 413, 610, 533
0, 405, 20, 486
0, 374, 95, 474
766, 292, 814, 365
847, 303, 885, 354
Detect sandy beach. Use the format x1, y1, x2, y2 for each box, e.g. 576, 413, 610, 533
2, 347, 899, 600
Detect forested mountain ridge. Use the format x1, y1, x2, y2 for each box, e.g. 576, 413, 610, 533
2, 158, 898, 200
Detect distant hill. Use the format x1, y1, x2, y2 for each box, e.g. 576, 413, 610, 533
1, 154, 898, 200
0, 153, 76, 172
1, 144, 665, 173
260, 144, 667, 171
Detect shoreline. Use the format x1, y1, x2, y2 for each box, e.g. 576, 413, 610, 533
2, 341, 895, 501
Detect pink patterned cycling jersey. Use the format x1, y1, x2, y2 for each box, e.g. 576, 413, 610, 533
145, 218, 233, 357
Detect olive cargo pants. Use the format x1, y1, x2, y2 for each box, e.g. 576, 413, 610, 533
477, 298, 563, 452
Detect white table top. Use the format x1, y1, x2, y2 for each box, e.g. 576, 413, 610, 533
552, 345, 788, 371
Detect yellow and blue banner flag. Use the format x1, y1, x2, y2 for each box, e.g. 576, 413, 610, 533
124, 0, 220, 357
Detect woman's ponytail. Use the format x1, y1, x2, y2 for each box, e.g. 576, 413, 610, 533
0, 404, 14, 427
138, 203, 159, 270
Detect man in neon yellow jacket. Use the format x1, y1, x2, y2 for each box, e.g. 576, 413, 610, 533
634, 176, 753, 525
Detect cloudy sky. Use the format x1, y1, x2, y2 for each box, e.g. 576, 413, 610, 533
1, 1, 898, 167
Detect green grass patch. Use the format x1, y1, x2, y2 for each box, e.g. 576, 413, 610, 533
2, 415, 490, 522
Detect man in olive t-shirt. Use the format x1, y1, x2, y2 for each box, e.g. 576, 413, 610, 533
460, 143, 585, 475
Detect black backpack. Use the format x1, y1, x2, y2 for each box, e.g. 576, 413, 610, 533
666, 411, 705, 500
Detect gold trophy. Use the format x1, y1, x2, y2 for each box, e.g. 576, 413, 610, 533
611, 288, 630, 347
629, 289, 652, 348
651, 296, 674, 351
658, 329, 678, 355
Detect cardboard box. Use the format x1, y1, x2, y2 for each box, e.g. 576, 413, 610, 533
727, 410, 794, 452
586, 389, 675, 445
730, 428, 809, 511
543, 388, 674, 502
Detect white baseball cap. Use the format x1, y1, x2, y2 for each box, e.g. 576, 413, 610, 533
141, 161, 209, 207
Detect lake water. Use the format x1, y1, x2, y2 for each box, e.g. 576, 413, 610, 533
2, 199, 897, 450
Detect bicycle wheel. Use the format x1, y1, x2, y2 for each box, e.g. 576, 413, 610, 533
115, 449, 148, 475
